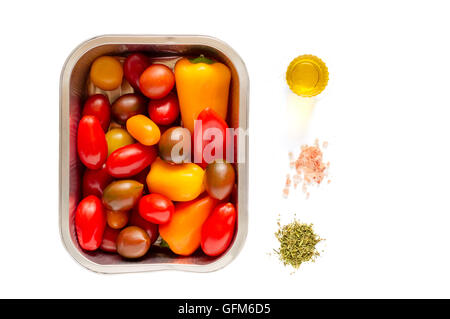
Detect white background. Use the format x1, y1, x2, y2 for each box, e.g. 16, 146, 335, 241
1, 0, 450, 298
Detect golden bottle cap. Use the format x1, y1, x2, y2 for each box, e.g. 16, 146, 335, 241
286, 55, 329, 97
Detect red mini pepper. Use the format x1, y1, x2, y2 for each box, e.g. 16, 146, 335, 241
201, 202, 236, 256
193, 107, 230, 168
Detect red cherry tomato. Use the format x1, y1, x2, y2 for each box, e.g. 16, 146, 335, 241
82, 164, 113, 198
77, 115, 108, 169
129, 209, 159, 245
100, 226, 120, 253
82, 94, 111, 132
75, 195, 106, 251
201, 202, 236, 256
123, 53, 151, 90
138, 194, 174, 224
148, 92, 180, 126
139, 64, 175, 99
193, 107, 229, 168
105, 143, 157, 178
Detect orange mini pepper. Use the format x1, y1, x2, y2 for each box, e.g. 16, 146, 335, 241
159, 195, 218, 256
174, 56, 231, 134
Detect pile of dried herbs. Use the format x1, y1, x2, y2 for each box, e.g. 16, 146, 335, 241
274, 219, 323, 269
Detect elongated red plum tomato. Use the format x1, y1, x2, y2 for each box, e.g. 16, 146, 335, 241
82, 163, 113, 198
106, 143, 157, 178
148, 92, 180, 126
111, 94, 146, 125
82, 94, 111, 132
117, 226, 150, 259
201, 203, 236, 256
129, 209, 159, 244
77, 115, 108, 169
139, 64, 175, 99
138, 194, 174, 224
100, 226, 120, 253
75, 195, 106, 251
123, 53, 150, 90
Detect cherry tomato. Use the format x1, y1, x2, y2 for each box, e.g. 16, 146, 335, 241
100, 226, 120, 253
75, 195, 106, 251
106, 209, 129, 229
158, 126, 191, 164
129, 209, 159, 245
148, 92, 180, 126
138, 194, 174, 224
82, 163, 113, 198
117, 226, 150, 259
106, 143, 157, 178
204, 161, 235, 200
77, 115, 108, 169
102, 180, 144, 211
90, 56, 123, 91
126, 115, 161, 146
111, 93, 146, 124
105, 128, 135, 156
82, 94, 111, 132
123, 53, 151, 90
139, 64, 175, 99
201, 202, 236, 257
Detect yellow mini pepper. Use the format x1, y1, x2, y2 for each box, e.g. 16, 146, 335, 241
146, 157, 205, 202
174, 56, 231, 134
159, 195, 219, 256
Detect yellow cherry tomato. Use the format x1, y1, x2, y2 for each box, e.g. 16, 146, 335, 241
105, 128, 135, 156
90, 56, 123, 91
126, 115, 161, 146
146, 157, 205, 201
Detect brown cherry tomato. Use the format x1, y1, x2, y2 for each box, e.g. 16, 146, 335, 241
82, 94, 111, 132
204, 161, 235, 200
129, 209, 159, 244
139, 64, 175, 99
106, 209, 129, 229
158, 126, 191, 164
90, 56, 123, 91
111, 93, 146, 124
138, 194, 174, 224
148, 92, 180, 126
123, 53, 151, 90
100, 226, 120, 253
82, 163, 113, 198
117, 226, 150, 259
102, 180, 144, 211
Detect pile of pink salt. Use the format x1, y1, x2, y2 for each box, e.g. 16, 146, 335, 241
283, 139, 330, 199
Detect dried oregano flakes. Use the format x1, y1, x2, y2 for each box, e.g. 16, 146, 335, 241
274, 219, 323, 269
